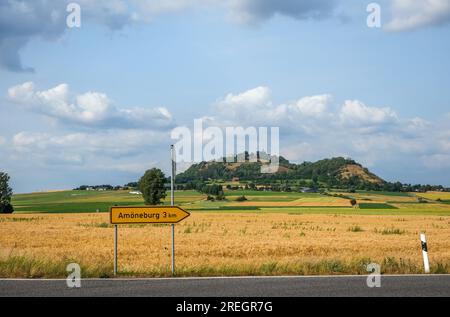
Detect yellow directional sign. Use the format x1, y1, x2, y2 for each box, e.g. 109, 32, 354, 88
110, 206, 190, 224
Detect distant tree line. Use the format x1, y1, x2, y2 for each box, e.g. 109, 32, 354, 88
74, 182, 142, 191
75, 179, 449, 194
75, 184, 129, 191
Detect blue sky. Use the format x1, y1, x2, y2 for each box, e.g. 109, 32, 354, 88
1, 0, 450, 193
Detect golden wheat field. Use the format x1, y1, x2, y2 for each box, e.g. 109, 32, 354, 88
1, 212, 449, 277
416, 191, 450, 201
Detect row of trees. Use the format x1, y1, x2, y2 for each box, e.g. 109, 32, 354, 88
0, 172, 14, 214
177, 178, 450, 194
75, 182, 141, 191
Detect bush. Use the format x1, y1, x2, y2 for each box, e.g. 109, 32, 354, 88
235, 195, 247, 202
418, 197, 428, 204
206, 195, 215, 201
216, 193, 226, 201
350, 199, 357, 207
0, 204, 14, 214
348, 225, 363, 232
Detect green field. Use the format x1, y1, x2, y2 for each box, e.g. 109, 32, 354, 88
358, 203, 398, 210
10, 189, 450, 216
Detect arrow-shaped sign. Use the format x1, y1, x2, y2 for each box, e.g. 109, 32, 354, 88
110, 206, 190, 224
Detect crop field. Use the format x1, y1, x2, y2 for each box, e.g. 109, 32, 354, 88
1, 189, 449, 277
416, 191, 450, 201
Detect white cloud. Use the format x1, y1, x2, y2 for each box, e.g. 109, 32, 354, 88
213, 86, 273, 126
339, 100, 398, 128
8, 82, 173, 129
216, 86, 272, 110
288, 94, 331, 118
213, 86, 332, 132
385, 0, 450, 31
12, 130, 168, 156
10, 129, 171, 173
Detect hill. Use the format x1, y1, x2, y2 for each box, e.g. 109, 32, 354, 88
176, 154, 385, 189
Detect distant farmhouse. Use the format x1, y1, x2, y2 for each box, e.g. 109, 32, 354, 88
300, 187, 318, 193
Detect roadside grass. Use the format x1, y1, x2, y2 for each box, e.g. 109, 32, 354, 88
0, 255, 113, 278
1, 255, 448, 278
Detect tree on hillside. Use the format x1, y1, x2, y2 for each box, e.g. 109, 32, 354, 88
0, 172, 14, 214
138, 168, 167, 205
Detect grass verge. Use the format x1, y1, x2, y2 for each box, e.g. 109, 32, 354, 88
1, 255, 448, 278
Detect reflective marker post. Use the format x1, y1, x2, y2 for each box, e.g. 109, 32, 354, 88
420, 233, 430, 273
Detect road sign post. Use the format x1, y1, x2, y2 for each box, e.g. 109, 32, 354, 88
111, 146, 183, 276
110, 205, 189, 276
114, 224, 118, 276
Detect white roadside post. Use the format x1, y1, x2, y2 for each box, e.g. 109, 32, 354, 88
420, 233, 430, 274
171, 144, 176, 276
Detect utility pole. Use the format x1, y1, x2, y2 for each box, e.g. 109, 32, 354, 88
171, 144, 175, 276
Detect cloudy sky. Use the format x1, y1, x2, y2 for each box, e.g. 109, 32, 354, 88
1, 0, 450, 193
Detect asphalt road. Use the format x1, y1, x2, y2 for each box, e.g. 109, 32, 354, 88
1, 275, 449, 297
